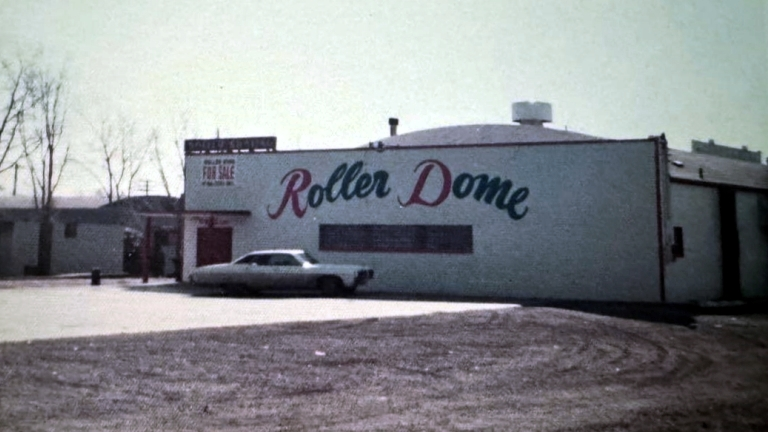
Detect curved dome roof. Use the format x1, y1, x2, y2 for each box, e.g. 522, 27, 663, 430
373, 124, 600, 147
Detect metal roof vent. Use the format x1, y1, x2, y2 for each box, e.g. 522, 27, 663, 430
389, 117, 399, 136
512, 101, 552, 127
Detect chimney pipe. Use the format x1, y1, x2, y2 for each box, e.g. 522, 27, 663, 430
388, 118, 399, 136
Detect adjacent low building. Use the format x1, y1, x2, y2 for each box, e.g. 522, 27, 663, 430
666, 149, 768, 302
0, 197, 128, 276
0, 196, 180, 277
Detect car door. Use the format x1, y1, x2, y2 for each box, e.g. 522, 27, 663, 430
242, 254, 274, 288
226, 255, 255, 285
266, 253, 307, 288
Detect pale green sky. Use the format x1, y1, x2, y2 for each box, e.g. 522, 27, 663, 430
1, 0, 766, 196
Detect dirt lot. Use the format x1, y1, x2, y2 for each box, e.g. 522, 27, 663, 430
1, 302, 767, 431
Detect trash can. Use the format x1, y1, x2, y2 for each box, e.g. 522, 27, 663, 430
91, 268, 101, 286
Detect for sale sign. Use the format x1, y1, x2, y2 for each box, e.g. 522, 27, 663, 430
201, 158, 236, 187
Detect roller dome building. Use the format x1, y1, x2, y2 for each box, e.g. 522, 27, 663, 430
180, 102, 768, 303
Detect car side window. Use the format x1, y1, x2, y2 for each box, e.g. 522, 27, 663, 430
252, 255, 271, 266
268, 254, 300, 266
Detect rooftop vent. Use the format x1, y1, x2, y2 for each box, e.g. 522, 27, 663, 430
512, 101, 552, 127
389, 117, 399, 136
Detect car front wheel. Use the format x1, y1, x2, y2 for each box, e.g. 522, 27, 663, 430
318, 276, 347, 296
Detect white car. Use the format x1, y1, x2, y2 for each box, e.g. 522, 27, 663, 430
188, 249, 374, 295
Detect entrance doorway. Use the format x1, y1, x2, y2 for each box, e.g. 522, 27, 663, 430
0, 222, 13, 276
196, 227, 233, 267
719, 188, 741, 300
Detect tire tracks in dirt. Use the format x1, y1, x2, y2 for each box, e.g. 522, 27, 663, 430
1, 305, 766, 431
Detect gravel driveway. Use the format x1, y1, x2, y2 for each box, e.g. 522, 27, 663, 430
1, 301, 767, 431
2, 277, 767, 431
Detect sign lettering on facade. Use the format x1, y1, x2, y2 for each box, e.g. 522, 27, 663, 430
267, 160, 529, 221
201, 158, 236, 187
185, 137, 276, 154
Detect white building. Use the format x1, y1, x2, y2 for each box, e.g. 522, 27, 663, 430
181, 102, 768, 303
665, 150, 768, 302
0, 196, 181, 277
0, 206, 127, 276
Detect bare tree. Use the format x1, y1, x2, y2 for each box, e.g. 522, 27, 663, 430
95, 116, 149, 203
19, 65, 69, 275
22, 67, 70, 210
173, 112, 189, 187
152, 110, 193, 197
150, 128, 171, 197
0, 58, 30, 180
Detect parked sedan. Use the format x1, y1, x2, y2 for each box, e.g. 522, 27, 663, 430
188, 249, 374, 295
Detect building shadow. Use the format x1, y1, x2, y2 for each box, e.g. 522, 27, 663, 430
354, 292, 700, 328
516, 299, 699, 328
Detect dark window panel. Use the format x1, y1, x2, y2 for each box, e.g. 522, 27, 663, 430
319, 224, 472, 254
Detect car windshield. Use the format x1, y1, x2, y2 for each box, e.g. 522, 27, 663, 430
297, 252, 319, 264
234, 255, 254, 264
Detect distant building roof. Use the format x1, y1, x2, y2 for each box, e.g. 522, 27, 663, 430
668, 149, 768, 191
691, 139, 763, 164
0, 196, 107, 209
0, 195, 181, 227
0, 207, 136, 226
101, 195, 181, 213
371, 124, 602, 148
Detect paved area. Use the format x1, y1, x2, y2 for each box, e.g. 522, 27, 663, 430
0, 278, 514, 342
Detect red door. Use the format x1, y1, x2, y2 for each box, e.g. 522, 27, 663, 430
196, 227, 233, 267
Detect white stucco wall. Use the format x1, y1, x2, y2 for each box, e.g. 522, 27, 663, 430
18, 222, 41, 275
184, 140, 665, 302
51, 223, 124, 275
737, 191, 768, 298
0, 220, 125, 277
664, 183, 723, 302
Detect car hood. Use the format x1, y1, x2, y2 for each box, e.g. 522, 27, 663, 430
191, 263, 231, 272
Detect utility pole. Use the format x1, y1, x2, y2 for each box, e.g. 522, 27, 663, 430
144, 180, 150, 196
12, 163, 18, 196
